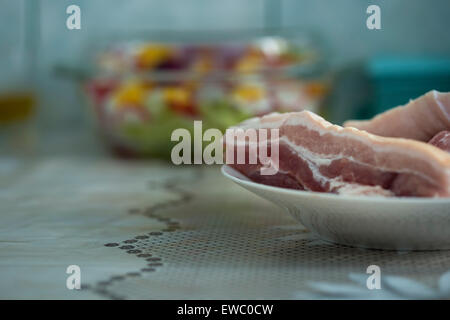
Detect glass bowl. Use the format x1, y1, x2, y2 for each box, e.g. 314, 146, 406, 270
80, 30, 329, 158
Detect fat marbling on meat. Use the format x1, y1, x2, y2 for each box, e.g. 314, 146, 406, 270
224, 111, 450, 197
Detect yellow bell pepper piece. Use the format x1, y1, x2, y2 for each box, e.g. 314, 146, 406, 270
233, 85, 264, 102
136, 44, 171, 69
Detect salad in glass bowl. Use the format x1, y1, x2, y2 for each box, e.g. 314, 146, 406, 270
80, 33, 328, 158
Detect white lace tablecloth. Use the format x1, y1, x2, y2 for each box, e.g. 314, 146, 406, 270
1, 155, 450, 299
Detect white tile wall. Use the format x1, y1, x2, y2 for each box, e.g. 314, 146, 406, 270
281, 0, 450, 65
1, 0, 450, 127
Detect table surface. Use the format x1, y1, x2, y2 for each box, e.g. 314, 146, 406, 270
1, 135, 450, 299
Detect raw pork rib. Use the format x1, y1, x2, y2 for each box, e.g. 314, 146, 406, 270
225, 111, 450, 197
344, 91, 450, 142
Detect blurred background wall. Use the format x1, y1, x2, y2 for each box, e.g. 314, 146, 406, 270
1, 0, 450, 129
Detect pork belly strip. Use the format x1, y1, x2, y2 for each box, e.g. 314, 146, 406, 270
429, 131, 450, 152
224, 111, 450, 197
344, 91, 450, 142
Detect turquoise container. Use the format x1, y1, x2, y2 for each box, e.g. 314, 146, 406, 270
367, 56, 450, 115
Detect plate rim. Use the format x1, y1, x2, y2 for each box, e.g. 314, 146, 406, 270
221, 165, 450, 204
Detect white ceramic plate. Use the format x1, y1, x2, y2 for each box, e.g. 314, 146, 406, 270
222, 165, 450, 250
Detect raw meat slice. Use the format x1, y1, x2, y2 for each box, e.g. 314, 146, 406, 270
428, 131, 450, 152
224, 111, 450, 197
344, 91, 450, 142
391, 131, 450, 196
